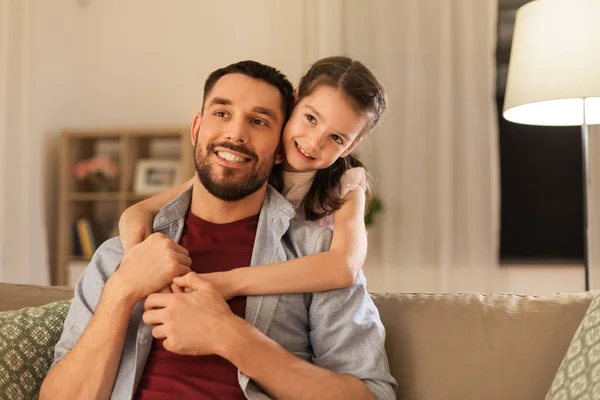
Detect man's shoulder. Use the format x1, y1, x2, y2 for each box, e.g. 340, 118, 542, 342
97, 236, 124, 258
284, 219, 332, 256
98, 236, 124, 252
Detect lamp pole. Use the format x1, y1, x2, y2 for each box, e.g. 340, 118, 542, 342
582, 98, 590, 291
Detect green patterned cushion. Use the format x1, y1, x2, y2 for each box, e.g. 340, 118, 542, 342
546, 294, 600, 399
0, 300, 71, 400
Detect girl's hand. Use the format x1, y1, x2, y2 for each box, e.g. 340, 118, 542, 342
197, 271, 239, 300
171, 271, 239, 300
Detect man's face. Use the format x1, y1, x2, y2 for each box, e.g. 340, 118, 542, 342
192, 73, 285, 201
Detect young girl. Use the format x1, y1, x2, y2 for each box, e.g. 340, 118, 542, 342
119, 56, 387, 299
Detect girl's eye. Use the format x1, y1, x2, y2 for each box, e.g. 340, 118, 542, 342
331, 134, 344, 145
305, 114, 316, 123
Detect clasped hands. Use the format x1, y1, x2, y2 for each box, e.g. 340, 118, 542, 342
111, 232, 240, 357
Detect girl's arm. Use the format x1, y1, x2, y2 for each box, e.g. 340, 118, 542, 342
119, 177, 194, 251
209, 188, 367, 298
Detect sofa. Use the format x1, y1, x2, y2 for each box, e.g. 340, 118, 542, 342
0, 282, 595, 400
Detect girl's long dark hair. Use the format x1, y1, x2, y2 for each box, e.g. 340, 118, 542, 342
304, 154, 373, 220
272, 56, 386, 221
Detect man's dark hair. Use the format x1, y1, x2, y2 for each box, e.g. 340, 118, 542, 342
202, 60, 295, 125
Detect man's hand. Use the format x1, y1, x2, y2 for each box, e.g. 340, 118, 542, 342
142, 272, 236, 356
109, 233, 192, 303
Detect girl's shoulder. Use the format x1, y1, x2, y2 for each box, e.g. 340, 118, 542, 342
339, 167, 366, 199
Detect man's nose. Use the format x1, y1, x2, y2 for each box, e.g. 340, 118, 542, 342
225, 117, 249, 143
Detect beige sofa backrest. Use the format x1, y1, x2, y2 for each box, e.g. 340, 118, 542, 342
372, 292, 595, 400
0, 283, 73, 311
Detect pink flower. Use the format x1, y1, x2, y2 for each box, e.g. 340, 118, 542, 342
73, 163, 87, 179
72, 155, 118, 180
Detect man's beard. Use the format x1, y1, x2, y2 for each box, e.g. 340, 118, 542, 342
194, 139, 275, 202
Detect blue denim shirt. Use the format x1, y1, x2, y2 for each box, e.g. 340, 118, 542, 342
51, 185, 397, 399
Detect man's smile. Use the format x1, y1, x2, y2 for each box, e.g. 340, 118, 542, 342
216, 150, 249, 163
213, 149, 252, 169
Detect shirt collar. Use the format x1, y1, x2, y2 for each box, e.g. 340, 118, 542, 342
153, 184, 295, 231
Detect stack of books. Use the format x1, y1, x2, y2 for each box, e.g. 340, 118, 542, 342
73, 217, 97, 260
69, 217, 99, 288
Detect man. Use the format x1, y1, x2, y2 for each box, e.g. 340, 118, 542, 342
40, 61, 397, 399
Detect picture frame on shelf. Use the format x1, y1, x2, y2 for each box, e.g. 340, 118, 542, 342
134, 159, 181, 195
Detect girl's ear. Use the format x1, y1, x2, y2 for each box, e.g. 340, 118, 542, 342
341, 136, 363, 158
191, 112, 202, 146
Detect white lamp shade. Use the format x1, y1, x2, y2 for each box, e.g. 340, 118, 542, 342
503, 0, 600, 126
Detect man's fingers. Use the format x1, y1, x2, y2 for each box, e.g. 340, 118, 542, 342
174, 252, 192, 268
152, 325, 166, 339
145, 293, 170, 311
151, 233, 188, 257
166, 260, 191, 281
170, 282, 184, 293
158, 285, 172, 294
172, 243, 190, 257
142, 309, 164, 326
177, 265, 192, 279
160, 236, 189, 257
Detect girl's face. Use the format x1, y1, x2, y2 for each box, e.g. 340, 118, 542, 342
282, 85, 367, 173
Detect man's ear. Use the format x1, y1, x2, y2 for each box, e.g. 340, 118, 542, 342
275, 144, 285, 165
293, 87, 299, 100
341, 136, 363, 158
191, 112, 202, 146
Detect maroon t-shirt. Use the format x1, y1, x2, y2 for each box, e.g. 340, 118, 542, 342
135, 211, 259, 400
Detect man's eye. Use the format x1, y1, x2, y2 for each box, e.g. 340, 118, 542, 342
215, 111, 227, 117
305, 114, 316, 123
331, 134, 343, 145
252, 119, 266, 126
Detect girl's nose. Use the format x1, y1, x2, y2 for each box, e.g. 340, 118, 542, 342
304, 131, 323, 150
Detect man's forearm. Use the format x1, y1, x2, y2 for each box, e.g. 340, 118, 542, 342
40, 280, 137, 400
218, 317, 375, 400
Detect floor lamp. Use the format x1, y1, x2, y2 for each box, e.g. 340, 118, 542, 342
503, 0, 600, 291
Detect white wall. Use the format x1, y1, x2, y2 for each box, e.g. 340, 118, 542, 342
2, 0, 588, 293
0, 0, 51, 284
30, 0, 308, 128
